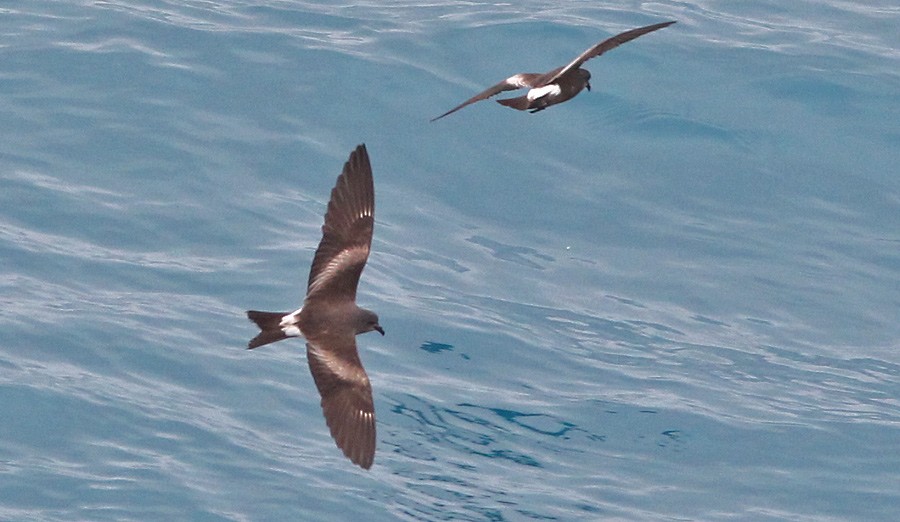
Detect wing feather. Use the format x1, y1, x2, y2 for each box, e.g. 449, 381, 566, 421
546, 21, 676, 85
307, 339, 376, 469
431, 73, 545, 121
306, 144, 374, 302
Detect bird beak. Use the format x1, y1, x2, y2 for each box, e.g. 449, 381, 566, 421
586, 81, 591, 92
374, 325, 385, 336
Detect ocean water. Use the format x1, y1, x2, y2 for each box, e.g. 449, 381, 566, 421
1, 1, 898, 520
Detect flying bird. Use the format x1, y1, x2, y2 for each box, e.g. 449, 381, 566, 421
247, 144, 383, 470
431, 20, 676, 121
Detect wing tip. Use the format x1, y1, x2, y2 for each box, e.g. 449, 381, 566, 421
328, 412, 377, 470
431, 106, 462, 122
346, 144, 371, 178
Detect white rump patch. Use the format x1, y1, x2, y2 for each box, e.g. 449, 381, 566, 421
280, 307, 304, 338
279, 308, 302, 327
281, 325, 303, 338
527, 84, 560, 101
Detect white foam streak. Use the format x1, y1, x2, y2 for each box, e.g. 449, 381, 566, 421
0, 219, 255, 273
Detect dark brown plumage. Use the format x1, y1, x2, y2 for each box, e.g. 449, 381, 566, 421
431, 20, 676, 121
246, 144, 383, 470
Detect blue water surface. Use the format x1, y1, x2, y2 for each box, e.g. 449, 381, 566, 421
1, 1, 898, 520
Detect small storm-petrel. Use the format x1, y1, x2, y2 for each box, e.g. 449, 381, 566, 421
246, 144, 383, 470
431, 20, 676, 121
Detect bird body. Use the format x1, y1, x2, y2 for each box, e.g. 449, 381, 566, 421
497, 69, 590, 112
431, 21, 675, 121
247, 144, 382, 470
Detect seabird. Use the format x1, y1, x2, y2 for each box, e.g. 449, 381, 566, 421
431, 20, 676, 121
247, 144, 383, 470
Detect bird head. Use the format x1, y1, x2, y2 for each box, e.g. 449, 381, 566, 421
579, 69, 592, 91
358, 309, 384, 336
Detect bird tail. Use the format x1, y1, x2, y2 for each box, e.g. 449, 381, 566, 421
496, 95, 531, 111
246, 310, 289, 349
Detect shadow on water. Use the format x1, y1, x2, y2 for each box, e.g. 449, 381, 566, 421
381, 393, 607, 521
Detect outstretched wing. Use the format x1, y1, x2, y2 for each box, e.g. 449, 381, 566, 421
546, 21, 676, 85
431, 73, 545, 121
307, 339, 376, 470
306, 144, 374, 303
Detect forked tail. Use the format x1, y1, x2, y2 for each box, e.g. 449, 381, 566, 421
496, 95, 531, 111
246, 310, 289, 349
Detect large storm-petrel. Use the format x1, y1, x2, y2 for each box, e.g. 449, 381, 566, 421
431, 20, 676, 121
247, 144, 383, 470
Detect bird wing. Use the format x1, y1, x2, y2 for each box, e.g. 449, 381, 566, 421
546, 21, 676, 85
306, 338, 376, 469
431, 73, 545, 121
306, 144, 375, 303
